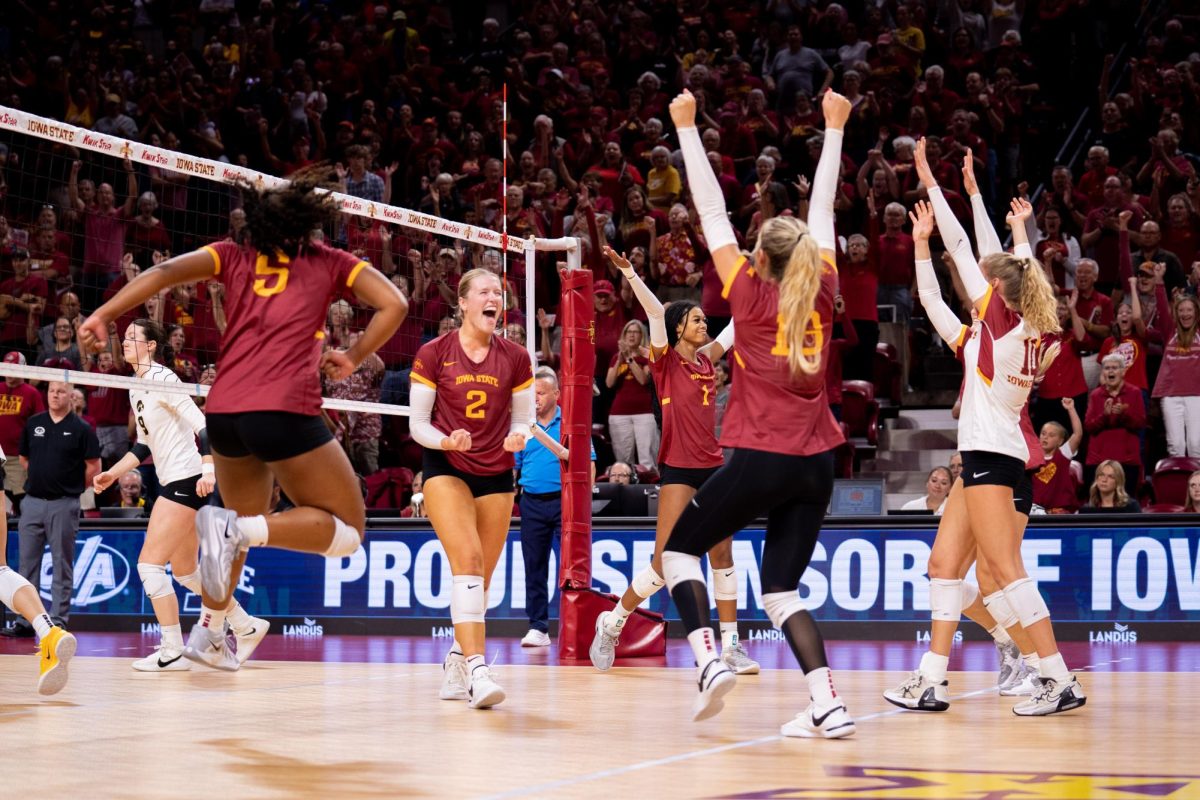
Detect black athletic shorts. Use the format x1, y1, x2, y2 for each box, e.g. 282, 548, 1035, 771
157, 475, 210, 511
206, 412, 334, 462
960, 450, 1026, 491
658, 463, 720, 490
423, 448, 514, 498
1014, 470, 1035, 517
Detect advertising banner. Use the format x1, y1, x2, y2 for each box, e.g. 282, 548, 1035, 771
10, 525, 1199, 640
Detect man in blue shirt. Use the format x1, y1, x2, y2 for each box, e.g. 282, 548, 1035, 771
514, 367, 594, 647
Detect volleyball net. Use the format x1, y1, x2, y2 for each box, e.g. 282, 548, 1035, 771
0, 104, 584, 453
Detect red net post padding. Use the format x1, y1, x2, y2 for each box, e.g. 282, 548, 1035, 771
555, 268, 667, 661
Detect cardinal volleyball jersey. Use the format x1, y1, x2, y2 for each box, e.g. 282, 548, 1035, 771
410, 332, 534, 475
650, 347, 722, 469
201, 240, 369, 415
717, 254, 843, 456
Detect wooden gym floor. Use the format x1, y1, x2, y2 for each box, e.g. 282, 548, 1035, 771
1, 635, 1197, 799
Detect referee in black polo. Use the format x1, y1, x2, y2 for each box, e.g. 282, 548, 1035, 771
16, 380, 100, 630
514, 367, 594, 648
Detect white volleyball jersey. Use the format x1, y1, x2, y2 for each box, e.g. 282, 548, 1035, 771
129, 363, 206, 485
958, 286, 1042, 463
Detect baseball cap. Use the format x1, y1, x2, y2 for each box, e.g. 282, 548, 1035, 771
392, 10, 407, 21
3, 351, 26, 365
594, 280, 615, 296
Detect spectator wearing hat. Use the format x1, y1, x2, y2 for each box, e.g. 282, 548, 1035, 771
11, 381, 100, 632
0, 352, 45, 515
592, 278, 628, 385
383, 9, 421, 72
0, 249, 48, 362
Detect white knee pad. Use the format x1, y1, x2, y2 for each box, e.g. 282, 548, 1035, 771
450, 575, 486, 625
929, 578, 964, 622
762, 590, 807, 629
323, 517, 363, 557
983, 590, 1019, 630
1003, 578, 1050, 629
174, 570, 203, 595
0, 565, 33, 610
138, 563, 175, 600
661, 550, 704, 592
630, 565, 666, 599
960, 580, 980, 610
713, 567, 738, 602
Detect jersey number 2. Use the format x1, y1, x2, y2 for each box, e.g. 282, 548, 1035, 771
465, 390, 487, 419
254, 254, 290, 297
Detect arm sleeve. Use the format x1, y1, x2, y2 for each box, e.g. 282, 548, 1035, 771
197, 429, 210, 457
129, 443, 152, 462
623, 266, 667, 347
509, 381, 535, 436
916, 258, 966, 345
970, 193, 1003, 257
408, 383, 449, 449
929, 186, 988, 302
172, 394, 208, 436
808, 129, 843, 251
677, 126, 738, 252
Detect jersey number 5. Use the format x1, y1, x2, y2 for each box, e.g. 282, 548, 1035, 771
465, 390, 487, 419
254, 254, 290, 297
770, 312, 824, 357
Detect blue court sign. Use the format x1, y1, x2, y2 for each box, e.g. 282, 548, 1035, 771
10, 525, 1200, 639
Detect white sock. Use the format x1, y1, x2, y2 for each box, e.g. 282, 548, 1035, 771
466, 654, 487, 678
686, 627, 719, 668
806, 666, 838, 707
225, 603, 251, 633
161, 623, 183, 650
919, 651, 950, 683
198, 604, 227, 632
720, 622, 739, 650
32, 613, 53, 640
1038, 651, 1070, 684
449, 640, 464, 658
1022, 652, 1040, 670
988, 624, 1013, 646
239, 515, 269, 548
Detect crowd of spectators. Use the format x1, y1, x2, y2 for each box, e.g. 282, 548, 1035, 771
0, 0, 1196, 515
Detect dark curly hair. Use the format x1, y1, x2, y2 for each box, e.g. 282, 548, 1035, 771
664, 300, 700, 348
239, 164, 342, 258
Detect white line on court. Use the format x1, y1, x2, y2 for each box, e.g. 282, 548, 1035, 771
478, 684, 1002, 800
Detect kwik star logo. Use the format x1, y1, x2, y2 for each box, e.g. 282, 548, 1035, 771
711, 766, 1200, 799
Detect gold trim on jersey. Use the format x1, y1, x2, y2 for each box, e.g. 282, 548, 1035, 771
202, 244, 221, 276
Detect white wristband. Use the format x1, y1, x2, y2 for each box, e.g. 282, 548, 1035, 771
201, 463, 215, 475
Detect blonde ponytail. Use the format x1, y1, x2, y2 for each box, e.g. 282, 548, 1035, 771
1018, 257, 1062, 334
757, 216, 824, 376
979, 253, 1062, 335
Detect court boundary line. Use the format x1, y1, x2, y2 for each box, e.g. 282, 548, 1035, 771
476, 685, 1001, 800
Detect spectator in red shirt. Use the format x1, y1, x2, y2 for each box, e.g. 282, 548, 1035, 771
1071, 259, 1113, 388
840, 231, 880, 381
1082, 175, 1146, 292
1160, 193, 1199, 269
84, 349, 132, 467
0, 249, 48, 361
605, 320, 658, 470
1032, 398, 1084, 514
1077, 146, 1118, 210
1084, 353, 1146, 496
0, 352, 45, 513
874, 201, 915, 324
654, 204, 708, 304
1034, 292, 1090, 432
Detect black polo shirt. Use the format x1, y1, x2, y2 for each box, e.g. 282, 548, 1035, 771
20, 411, 101, 500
